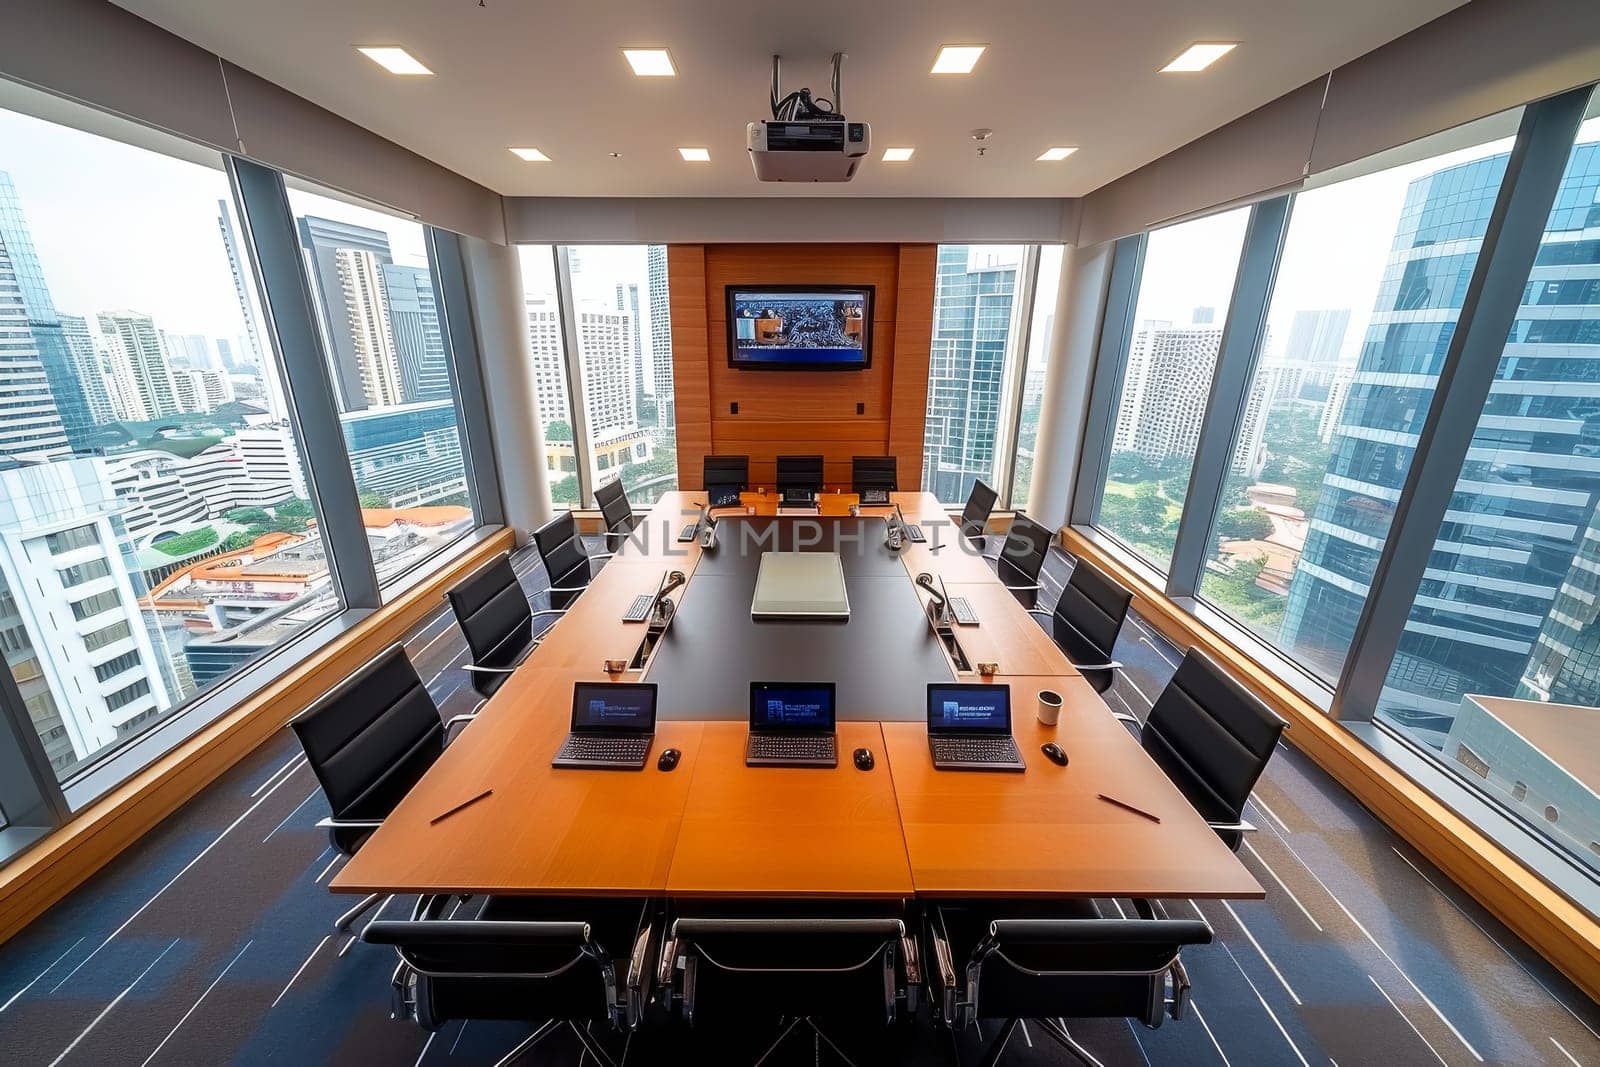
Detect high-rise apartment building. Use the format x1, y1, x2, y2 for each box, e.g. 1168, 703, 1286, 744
98, 310, 182, 421
0, 233, 71, 463
616, 281, 646, 411
524, 299, 571, 432
58, 313, 116, 426
296, 216, 396, 411
382, 263, 451, 403
524, 299, 638, 441
1284, 140, 1600, 736
922, 245, 1018, 502
1112, 324, 1224, 464
647, 244, 674, 428
217, 200, 266, 371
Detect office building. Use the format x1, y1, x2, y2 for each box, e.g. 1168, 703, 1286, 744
922, 245, 1019, 502
1283, 139, 1600, 742
1, 6, 1599, 1066
382, 263, 451, 403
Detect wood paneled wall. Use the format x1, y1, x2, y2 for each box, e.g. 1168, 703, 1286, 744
669, 244, 936, 490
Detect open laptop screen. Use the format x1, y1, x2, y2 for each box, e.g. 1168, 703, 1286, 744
571, 682, 657, 733
927, 683, 1011, 734
750, 682, 836, 732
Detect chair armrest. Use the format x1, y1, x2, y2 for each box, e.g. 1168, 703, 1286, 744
1026, 607, 1054, 619
1169, 954, 1193, 1021
461, 663, 518, 674
626, 921, 654, 1027
547, 584, 589, 594
443, 714, 478, 743
530, 608, 567, 621
900, 935, 922, 987
1206, 819, 1257, 835
316, 817, 383, 830
1111, 709, 1142, 729
1002, 582, 1044, 592
656, 936, 678, 994
590, 552, 617, 561
929, 925, 958, 1024
1070, 659, 1123, 673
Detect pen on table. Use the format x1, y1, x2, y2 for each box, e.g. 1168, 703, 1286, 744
430, 788, 493, 825
1096, 793, 1161, 823
929, 543, 946, 554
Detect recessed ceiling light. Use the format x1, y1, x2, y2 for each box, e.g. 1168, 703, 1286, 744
882, 147, 915, 162
678, 147, 710, 162
1160, 42, 1237, 72
931, 45, 986, 75
623, 48, 677, 77
1036, 146, 1078, 162
356, 46, 433, 76
509, 147, 550, 162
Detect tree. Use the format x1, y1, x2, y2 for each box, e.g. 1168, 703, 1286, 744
225, 506, 270, 526
550, 475, 581, 505
1131, 483, 1168, 536
1216, 507, 1274, 541
221, 532, 255, 552
546, 420, 573, 442
358, 492, 392, 509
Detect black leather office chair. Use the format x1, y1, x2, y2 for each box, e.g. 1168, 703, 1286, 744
929, 899, 1212, 1065
533, 511, 614, 611
594, 477, 637, 548
290, 645, 474, 934
446, 553, 563, 699
777, 454, 825, 496
852, 455, 898, 497
1028, 558, 1133, 695
662, 913, 917, 1063
365, 895, 657, 1067
959, 479, 998, 546
1115, 648, 1288, 851
702, 454, 749, 507
993, 513, 1052, 607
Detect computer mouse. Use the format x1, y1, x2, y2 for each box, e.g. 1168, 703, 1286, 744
1041, 742, 1068, 767
657, 748, 681, 771
853, 747, 875, 771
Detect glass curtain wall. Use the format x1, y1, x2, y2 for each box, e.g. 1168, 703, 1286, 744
283, 186, 475, 585
1373, 106, 1600, 873
0, 105, 336, 781
1093, 209, 1250, 571
1197, 125, 1521, 683
1009, 245, 1064, 511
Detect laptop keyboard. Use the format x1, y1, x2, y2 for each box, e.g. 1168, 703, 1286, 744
931, 736, 1020, 764
623, 594, 653, 622
556, 734, 651, 765
749, 734, 837, 761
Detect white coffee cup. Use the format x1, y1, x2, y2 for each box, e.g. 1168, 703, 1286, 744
1037, 689, 1063, 725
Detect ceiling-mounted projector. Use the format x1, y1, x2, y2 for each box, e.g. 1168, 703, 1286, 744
748, 53, 870, 183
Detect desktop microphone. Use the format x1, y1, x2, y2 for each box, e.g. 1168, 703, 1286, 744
914, 571, 946, 609
699, 515, 718, 550
885, 504, 907, 550
651, 570, 687, 626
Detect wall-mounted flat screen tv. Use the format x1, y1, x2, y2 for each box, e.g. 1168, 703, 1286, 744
727, 285, 873, 370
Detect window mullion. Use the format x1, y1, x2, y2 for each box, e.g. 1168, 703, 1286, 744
553, 246, 596, 509
995, 244, 1042, 509
427, 228, 505, 527
228, 158, 380, 610
1166, 196, 1292, 599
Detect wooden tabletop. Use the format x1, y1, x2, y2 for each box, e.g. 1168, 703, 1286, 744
733, 490, 866, 517
333, 668, 705, 897
881, 675, 1264, 900
666, 722, 912, 899
331, 491, 1260, 903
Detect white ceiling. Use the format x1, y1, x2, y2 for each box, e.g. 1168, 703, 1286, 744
113, 0, 1464, 199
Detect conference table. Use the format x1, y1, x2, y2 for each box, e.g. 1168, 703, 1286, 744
332, 491, 1261, 903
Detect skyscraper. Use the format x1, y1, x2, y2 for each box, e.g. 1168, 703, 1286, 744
296, 215, 396, 411
98, 310, 182, 420
1111, 324, 1224, 463
383, 263, 451, 403
647, 244, 674, 428
0, 171, 96, 451
0, 231, 70, 462
523, 299, 637, 439
616, 281, 646, 414
59, 313, 116, 425
1284, 308, 1351, 364
1283, 139, 1600, 730
217, 199, 266, 370
922, 245, 1018, 502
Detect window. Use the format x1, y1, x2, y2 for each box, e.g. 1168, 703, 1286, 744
517, 246, 580, 509
0, 102, 336, 781
1373, 106, 1600, 874
58, 558, 111, 587
1093, 209, 1250, 571
285, 185, 475, 585
564, 246, 677, 507
1195, 127, 1518, 681
923, 245, 1030, 504
1009, 246, 1064, 511
92, 649, 142, 683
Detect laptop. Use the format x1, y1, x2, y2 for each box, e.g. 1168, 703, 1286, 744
859, 487, 890, 506
708, 485, 742, 508
780, 487, 817, 507
926, 683, 1025, 772
746, 681, 838, 767
552, 681, 657, 769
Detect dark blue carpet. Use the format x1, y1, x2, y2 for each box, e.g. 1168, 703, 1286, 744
0, 544, 1595, 1065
